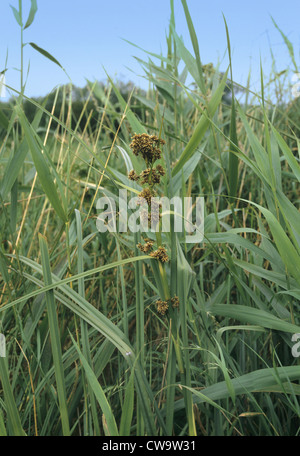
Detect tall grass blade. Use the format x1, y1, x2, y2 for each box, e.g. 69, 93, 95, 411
0, 357, 26, 436
39, 234, 70, 436
71, 334, 119, 436
180, 0, 206, 93
119, 368, 135, 436
24, 0, 38, 29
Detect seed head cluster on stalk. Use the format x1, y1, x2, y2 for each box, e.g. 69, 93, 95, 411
129, 133, 165, 165
128, 132, 168, 252
128, 133, 174, 315
128, 135, 166, 207
149, 246, 169, 263
155, 299, 169, 315
155, 295, 180, 315
137, 239, 154, 253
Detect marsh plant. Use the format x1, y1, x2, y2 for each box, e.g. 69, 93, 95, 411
0, 0, 299, 437
96, 133, 204, 242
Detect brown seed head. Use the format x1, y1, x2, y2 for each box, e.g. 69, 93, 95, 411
137, 188, 155, 206
130, 133, 165, 165
156, 299, 169, 315
171, 295, 179, 308
137, 239, 154, 253
155, 164, 165, 176
128, 170, 140, 181
149, 246, 169, 263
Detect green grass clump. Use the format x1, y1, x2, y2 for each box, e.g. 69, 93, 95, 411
0, 0, 299, 436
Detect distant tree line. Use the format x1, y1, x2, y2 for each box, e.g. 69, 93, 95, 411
0, 76, 299, 143
0, 80, 147, 134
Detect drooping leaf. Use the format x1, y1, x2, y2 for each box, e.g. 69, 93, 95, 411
24, 0, 38, 29
29, 42, 64, 69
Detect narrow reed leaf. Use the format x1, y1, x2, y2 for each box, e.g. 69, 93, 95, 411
75, 209, 100, 435
214, 338, 236, 405
71, 334, 119, 436
0, 409, 7, 436
236, 103, 272, 184
271, 124, 300, 182
10, 5, 22, 26
170, 25, 203, 90
173, 366, 300, 412
180, 0, 206, 92
271, 17, 298, 72
223, 15, 239, 198
0, 358, 26, 436
10, 180, 17, 234
119, 368, 135, 436
228, 90, 239, 198
39, 234, 70, 436
29, 42, 64, 69
207, 304, 300, 334
24, 0, 38, 29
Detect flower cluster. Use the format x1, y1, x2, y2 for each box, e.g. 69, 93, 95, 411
137, 242, 169, 263
171, 295, 179, 308
138, 166, 165, 185
128, 164, 165, 186
128, 133, 166, 229
137, 238, 154, 253
137, 187, 155, 206
127, 134, 177, 320
130, 133, 165, 166
155, 295, 180, 315
156, 299, 169, 315
149, 246, 169, 263
128, 170, 139, 181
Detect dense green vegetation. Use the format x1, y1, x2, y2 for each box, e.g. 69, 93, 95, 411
0, 0, 299, 436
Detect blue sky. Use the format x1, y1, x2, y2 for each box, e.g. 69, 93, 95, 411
0, 0, 299, 99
